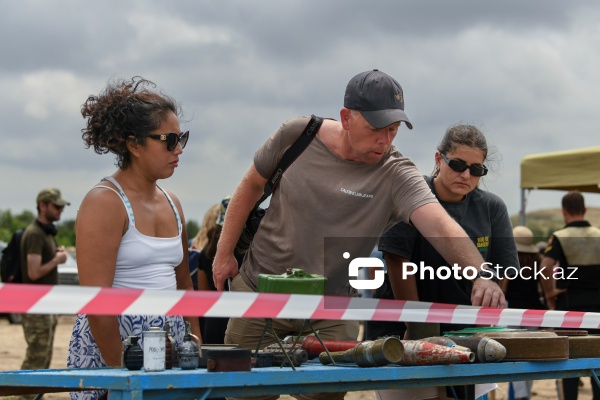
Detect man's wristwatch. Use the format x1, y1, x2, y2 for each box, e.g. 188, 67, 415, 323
473, 268, 499, 283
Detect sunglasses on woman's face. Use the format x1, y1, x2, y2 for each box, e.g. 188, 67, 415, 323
145, 131, 189, 151
441, 153, 488, 177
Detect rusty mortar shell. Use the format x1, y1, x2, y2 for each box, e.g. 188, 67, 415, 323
319, 337, 404, 367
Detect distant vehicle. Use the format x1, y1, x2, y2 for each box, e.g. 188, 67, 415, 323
58, 252, 79, 286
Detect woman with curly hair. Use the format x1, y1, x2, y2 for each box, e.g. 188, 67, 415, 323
67, 77, 200, 400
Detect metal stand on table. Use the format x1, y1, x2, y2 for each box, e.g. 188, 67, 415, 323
255, 318, 335, 371
255, 268, 331, 370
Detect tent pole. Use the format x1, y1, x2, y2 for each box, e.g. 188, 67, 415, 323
520, 188, 527, 226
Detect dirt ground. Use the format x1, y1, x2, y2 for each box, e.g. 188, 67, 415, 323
0, 316, 595, 400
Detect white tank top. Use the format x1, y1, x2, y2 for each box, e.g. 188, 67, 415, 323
94, 177, 183, 290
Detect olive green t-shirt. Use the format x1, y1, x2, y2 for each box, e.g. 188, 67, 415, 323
20, 221, 58, 285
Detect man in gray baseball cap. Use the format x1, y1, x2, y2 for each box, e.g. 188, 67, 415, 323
344, 69, 413, 129
213, 69, 505, 400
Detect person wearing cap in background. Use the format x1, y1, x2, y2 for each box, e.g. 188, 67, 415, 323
499, 226, 546, 400
212, 69, 506, 400
19, 188, 69, 380
539, 191, 600, 400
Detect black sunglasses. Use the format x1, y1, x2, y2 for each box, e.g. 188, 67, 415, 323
145, 131, 189, 151
441, 153, 488, 177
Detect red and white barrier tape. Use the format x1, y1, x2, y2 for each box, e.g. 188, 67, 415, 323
1, 283, 599, 329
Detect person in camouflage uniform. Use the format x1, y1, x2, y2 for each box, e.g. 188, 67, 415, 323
20, 188, 69, 374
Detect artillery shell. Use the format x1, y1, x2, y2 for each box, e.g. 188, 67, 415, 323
319, 337, 404, 367
398, 340, 475, 366
445, 336, 506, 363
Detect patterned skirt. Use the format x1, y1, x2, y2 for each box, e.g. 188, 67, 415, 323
67, 314, 186, 400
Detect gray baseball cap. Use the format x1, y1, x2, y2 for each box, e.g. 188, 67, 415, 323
344, 69, 412, 130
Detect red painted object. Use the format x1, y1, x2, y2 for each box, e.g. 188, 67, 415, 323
301, 336, 360, 359
399, 340, 475, 366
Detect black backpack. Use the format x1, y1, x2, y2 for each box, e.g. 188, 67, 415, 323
1, 228, 25, 283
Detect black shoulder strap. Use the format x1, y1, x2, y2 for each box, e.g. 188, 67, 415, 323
256, 115, 323, 206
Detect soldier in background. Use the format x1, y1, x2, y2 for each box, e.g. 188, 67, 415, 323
20, 188, 69, 381
540, 191, 600, 400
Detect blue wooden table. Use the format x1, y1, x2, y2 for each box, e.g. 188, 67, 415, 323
1, 359, 600, 399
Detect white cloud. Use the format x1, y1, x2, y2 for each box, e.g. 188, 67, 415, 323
3, 0, 600, 223
17, 71, 94, 119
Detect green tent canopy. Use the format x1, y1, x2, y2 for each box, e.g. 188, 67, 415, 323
519, 146, 600, 224
521, 146, 600, 192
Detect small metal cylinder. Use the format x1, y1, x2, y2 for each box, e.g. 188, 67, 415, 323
354, 337, 404, 367
143, 327, 166, 372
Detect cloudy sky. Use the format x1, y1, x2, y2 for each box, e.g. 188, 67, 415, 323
2, 0, 600, 226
